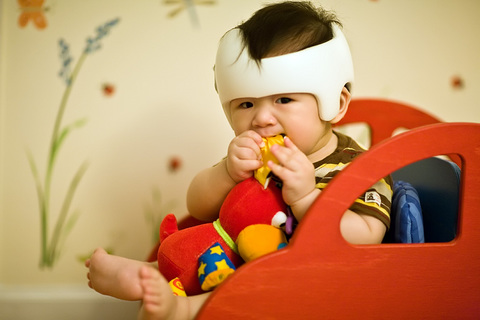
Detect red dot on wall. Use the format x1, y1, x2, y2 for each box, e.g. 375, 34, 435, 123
102, 83, 116, 96
168, 156, 182, 172
451, 75, 464, 89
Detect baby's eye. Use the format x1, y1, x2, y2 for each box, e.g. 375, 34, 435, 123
276, 97, 292, 104
239, 101, 254, 108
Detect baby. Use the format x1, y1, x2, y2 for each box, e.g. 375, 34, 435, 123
86, 2, 392, 319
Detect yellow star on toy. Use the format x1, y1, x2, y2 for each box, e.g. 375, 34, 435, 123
215, 259, 230, 271
209, 245, 224, 255
198, 262, 207, 277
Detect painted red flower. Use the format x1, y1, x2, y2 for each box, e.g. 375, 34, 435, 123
102, 83, 115, 96
169, 156, 182, 172
451, 75, 464, 89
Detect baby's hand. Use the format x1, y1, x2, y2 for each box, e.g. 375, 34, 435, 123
268, 136, 316, 206
226, 130, 264, 183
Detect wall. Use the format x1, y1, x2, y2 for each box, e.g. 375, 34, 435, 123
0, 0, 479, 316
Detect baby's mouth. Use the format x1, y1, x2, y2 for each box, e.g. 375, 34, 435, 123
262, 133, 286, 138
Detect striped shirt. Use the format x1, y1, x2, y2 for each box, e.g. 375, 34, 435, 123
314, 131, 392, 228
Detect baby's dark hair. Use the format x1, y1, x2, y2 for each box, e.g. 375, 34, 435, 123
237, 1, 342, 62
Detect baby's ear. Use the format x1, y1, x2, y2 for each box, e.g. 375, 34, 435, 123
330, 87, 351, 124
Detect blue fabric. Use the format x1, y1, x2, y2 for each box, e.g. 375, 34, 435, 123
391, 157, 460, 242
392, 181, 425, 243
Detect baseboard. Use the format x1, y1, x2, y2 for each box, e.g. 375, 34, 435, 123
0, 284, 140, 320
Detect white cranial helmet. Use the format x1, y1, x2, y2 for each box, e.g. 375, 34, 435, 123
214, 24, 354, 124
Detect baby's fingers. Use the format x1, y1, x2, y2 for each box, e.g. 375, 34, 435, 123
243, 130, 265, 148
267, 160, 284, 176
269, 138, 298, 168
282, 136, 299, 151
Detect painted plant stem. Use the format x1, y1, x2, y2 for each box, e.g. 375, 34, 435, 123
43, 51, 87, 267
28, 18, 120, 268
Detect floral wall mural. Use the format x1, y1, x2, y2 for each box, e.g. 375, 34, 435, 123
27, 18, 120, 268
165, 0, 216, 27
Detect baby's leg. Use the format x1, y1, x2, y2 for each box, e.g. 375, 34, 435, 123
137, 266, 211, 320
86, 247, 152, 301
138, 266, 178, 320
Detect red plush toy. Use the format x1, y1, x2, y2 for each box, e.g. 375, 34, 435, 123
157, 176, 289, 296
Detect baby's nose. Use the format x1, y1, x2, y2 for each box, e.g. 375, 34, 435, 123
253, 105, 277, 127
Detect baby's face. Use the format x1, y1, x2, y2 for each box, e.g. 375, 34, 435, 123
228, 93, 332, 159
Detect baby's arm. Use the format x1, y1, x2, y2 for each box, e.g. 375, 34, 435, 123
186, 161, 236, 222
268, 137, 386, 244
187, 130, 264, 221
340, 211, 386, 244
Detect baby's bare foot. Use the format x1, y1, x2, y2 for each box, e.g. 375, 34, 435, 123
86, 248, 145, 300
138, 266, 178, 320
